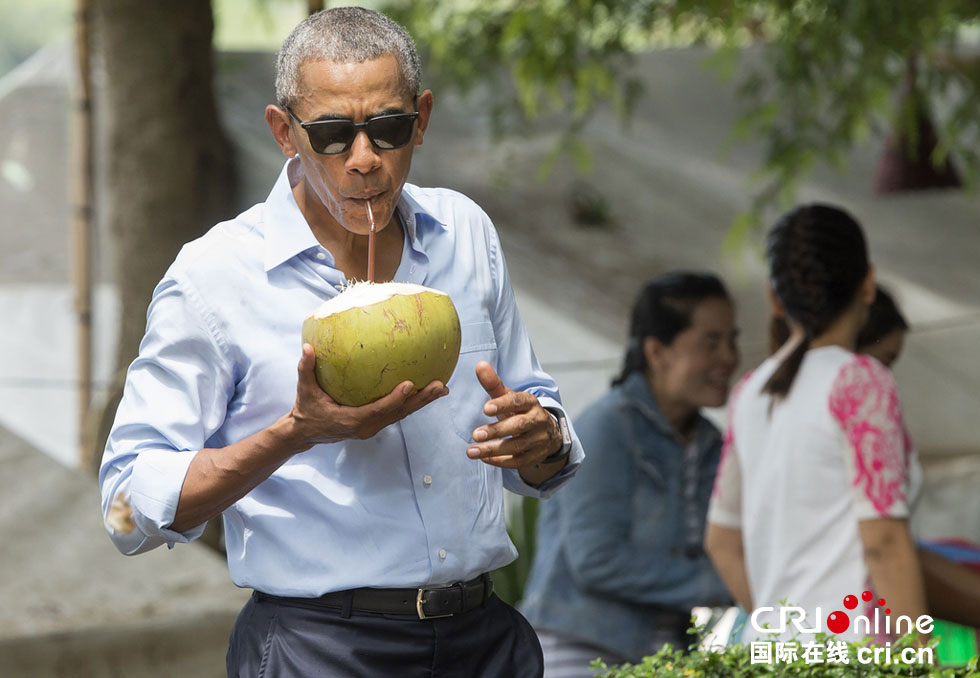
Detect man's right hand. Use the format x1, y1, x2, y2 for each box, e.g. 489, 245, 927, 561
170, 347, 448, 533
286, 343, 449, 448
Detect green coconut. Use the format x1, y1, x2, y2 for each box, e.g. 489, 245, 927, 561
302, 281, 462, 406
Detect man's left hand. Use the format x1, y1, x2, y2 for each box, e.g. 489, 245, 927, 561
466, 361, 563, 469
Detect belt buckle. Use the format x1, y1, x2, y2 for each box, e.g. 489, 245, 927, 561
416, 586, 454, 620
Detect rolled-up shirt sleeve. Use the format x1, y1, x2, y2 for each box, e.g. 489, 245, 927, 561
99, 273, 234, 554
482, 222, 584, 498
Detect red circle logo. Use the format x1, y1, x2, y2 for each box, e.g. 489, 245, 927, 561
826, 611, 850, 634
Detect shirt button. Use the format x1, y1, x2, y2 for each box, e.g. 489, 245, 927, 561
316, 252, 326, 260
334, 284, 344, 291
410, 265, 417, 273
423, 475, 432, 487
439, 549, 447, 560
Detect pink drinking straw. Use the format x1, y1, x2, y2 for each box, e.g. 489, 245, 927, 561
366, 200, 376, 283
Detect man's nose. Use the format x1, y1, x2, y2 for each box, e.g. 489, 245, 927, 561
345, 129, 381, 174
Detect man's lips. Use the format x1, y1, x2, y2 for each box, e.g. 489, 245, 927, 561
348, 191, 383, 201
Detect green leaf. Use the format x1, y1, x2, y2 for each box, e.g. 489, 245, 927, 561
381, 0, 980, 247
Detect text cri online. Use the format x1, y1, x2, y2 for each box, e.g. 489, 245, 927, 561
750, 606, 935, 637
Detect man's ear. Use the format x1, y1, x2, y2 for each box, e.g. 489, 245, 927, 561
642, 336, 669, 373
266, 105, 298, 158
414, 89, 433, 146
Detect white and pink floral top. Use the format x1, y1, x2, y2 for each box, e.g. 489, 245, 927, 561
708, 346, 922, 640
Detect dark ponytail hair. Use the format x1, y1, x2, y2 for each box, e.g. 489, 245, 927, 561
612, 272, 731, 386
764, 204, 870, 397
856, 285, 908, 350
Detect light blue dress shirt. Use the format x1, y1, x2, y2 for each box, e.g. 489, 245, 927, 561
99, 158, 583, 596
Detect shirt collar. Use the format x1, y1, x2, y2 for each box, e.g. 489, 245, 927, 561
263, 157, 320, 272
262, 160, 444, 272
620, 371, 721, 448
396, 183, 448, 252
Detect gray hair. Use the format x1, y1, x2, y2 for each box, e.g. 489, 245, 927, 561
275, 7, 422, 107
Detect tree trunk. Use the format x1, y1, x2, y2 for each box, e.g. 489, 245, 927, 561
874, 54, 961, 194
88, 1, 235, 554
72, 0, 95, 470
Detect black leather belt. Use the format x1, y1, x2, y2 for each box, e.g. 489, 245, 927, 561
257, 573, 493, 620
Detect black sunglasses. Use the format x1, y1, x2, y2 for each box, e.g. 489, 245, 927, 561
285, 106, 419, 155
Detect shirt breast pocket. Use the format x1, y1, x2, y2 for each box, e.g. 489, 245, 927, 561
448, 319, 499, 443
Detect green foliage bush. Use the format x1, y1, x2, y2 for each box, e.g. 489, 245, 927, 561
593, 631, 979, 678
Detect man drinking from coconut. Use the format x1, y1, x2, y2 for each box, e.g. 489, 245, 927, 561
98, 6, 583, 677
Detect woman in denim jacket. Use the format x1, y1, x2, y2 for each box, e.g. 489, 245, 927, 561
520, 272, 738, 675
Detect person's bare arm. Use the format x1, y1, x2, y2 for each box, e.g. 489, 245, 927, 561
859, 518, 928, 638
705, 523, 753, 611
170, 344, 447, 533
917, 547, 980, 628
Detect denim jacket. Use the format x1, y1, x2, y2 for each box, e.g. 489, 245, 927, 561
519, 372, 731, 661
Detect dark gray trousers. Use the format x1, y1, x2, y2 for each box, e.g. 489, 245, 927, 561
226, 591, 544, 678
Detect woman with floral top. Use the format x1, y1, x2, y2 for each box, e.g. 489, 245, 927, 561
706, 204, 928, 643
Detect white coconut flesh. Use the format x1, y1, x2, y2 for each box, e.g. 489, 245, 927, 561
311, 281, 445, 318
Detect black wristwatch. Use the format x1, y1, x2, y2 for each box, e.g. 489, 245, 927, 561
541, 407, 572, 465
